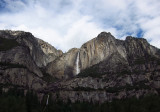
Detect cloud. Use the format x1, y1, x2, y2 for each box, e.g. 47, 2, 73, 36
0, 0, 160, 51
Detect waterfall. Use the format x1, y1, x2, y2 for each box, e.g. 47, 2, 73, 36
43, 94, 50, 112
46, 95, 49, 105
76, 51, 80, 75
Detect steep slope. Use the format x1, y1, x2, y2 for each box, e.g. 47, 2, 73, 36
36, 38, 63, 67
44, 32, 160, 102
79, 32, 127, 70
0, 30, 62, 90
47, 32, 124, 78
0, 30, 160, 103
46, 32, 159, 79
46, 48, 79, 79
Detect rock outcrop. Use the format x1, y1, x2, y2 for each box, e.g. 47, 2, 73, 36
46, 48, 79, 79
0, 30, 63, 90
0, 30, 63, 67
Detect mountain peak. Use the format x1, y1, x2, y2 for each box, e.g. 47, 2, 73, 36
96, 31, 115, 43
97, 31, 113, 38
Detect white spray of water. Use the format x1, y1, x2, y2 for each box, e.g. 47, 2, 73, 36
76, 51, 80, 75
43, 94, 50, 112
46, 95, 49, 105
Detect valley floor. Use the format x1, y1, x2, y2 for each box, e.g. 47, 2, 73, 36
0, 87, 160, 112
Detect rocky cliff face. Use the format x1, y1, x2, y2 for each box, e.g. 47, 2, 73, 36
46, 32, 159, 79
44, 32, 160, 102
36, 38, 63, 66
79, 32, 127, 70
46, 48, 79, 79
47, 32, 122, 78
0, 30, 160, 103
0, 30, 62, 90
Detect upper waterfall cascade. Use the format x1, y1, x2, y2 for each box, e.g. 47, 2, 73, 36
76, 52, 80, 75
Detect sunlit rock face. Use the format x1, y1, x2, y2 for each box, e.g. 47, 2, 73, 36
36, 38, 63, 66
46, 48, 80, 79
79, 32, 127, 70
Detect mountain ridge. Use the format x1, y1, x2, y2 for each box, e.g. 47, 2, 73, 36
0, 30, 160, 103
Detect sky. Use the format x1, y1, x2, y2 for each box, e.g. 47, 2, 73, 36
0, 0, 160, 52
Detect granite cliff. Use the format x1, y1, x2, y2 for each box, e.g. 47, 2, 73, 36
0, 30, 160, 102
0, 30, 62, 91
45, 32, 160, 102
